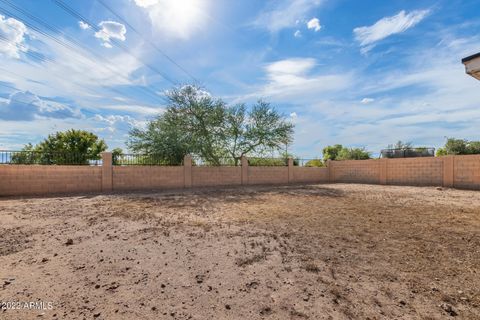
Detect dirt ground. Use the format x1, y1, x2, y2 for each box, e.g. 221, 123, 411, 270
0, 184, 479, 320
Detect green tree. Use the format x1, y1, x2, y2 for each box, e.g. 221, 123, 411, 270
304, 159, 324, 167
13, 130, 107, 164
11, 143, 37, 164
336, 147, 371, 160
322, 144, 343, 161
111, 148, 124, 165
436, 148, 447, 156
128, 85, 294, 165
225, 102, 294, 164
444, 138, 468, 155
438, 138, 480, 156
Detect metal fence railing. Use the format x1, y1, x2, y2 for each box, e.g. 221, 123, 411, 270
0, 151, 327, 167
0, 150, 102, 165
248, 157, 288, 166
296, 158, 325, 167
191, 157, 240, 166
112, 154, 183, 166
380, 148, 435, 158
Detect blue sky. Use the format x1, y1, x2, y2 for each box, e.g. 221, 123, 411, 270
0, 0, 479, 157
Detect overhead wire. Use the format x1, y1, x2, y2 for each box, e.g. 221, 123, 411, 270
95, 0, 199, 84
0, 0, 168, 104
53, 0, 178, 86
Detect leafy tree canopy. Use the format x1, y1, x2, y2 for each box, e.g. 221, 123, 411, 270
13, 129, 107, 164
323, 144, 370, 161
128, 85, 294, 165
436, 138, 480, 156
322, 144, 343, 161
304, 159, 324, 167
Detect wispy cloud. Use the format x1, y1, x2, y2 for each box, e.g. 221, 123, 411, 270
0, 91, 79, 121
238, 57, 352, 103
0, 14, 28, 58
354, 9, 430, 52
253, 0, 323, 33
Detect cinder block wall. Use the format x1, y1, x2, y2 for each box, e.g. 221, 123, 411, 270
329, 155, 480, 190
292, 167, 329, 183
248, 167, 289, 185
0, 165, 102, 196
332, 159, 382, 184
192, 167, 242, 187
113, 166, 184, 191
454, 155, 480, 190
1, 154, 479, 196
386, 157, 443, 186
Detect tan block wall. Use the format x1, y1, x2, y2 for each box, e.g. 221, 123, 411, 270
192, 167, 242, 187
386, 157, 443, 186
454, 155, 480, 190
332, 160, 382, 184
248, 167, 288, 185
0, 165, 102, 196
292, 167, 329, 183
113, 166, 184, 191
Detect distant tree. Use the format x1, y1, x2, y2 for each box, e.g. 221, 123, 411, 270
128, 85, 294, 165
304, 159, 324, 167
225, 102, 294, 164
111, 148, 124, 165
322, 144, 343, 161
11, 143, 37, 164
436, 148, 447, 156
437, 138, 480, 156
336, 147, 371, 160
12, 130, 107, 164
323, 144, 370, 161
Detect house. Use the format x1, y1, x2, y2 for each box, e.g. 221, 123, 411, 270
462, 52, 480, 80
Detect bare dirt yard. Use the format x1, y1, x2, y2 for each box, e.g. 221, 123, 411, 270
0, 184, 479, 320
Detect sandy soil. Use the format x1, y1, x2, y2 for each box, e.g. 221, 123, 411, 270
0, 184, 479, 320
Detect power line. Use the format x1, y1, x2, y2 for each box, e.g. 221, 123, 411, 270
0, 0, 168, 104
0, 34, 164, 110
0, 81, 134, 135
96, 0, 199, 84
53, 0, 178, 86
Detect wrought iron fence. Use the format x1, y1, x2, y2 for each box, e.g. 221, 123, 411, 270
112, 153, 183, 166
248, 157, 288, 166
296, 158, 325, 167
380, 148, 435, 158
0, 150, 102, 165
191, 156, 240, 166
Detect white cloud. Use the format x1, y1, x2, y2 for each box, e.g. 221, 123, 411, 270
307, 18, 321, 32
361, 98, 375, 104
253, 0, 323, 33
78, 21, 90, 30
134, 0, 210, 40
239, 58, 352, 103
94, 20, 126, 47
102, 42, 113, 48
294, 30, 301, 38
99, 104, 164, 116
0, 91, 78, 121
0, 14, 28, 58
354, 9, 429, 52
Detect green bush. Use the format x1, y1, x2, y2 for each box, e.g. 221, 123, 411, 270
304, 159, 324, 167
